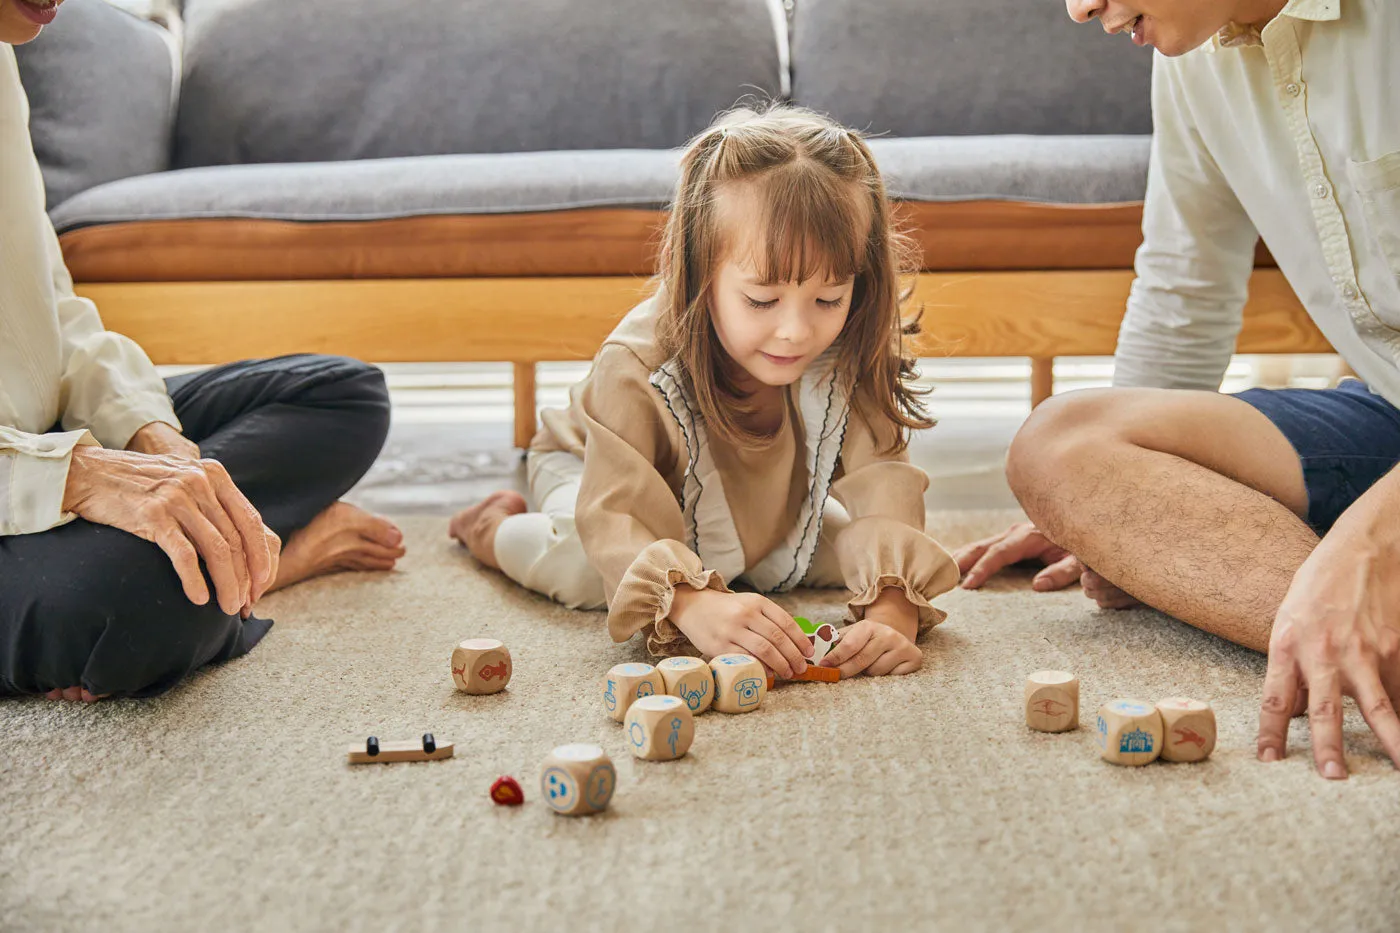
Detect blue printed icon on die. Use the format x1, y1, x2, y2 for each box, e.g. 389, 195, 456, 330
708, 654, 768, 714
602, 663, 664, 722
657, 656, 715, 714
624, 695, 694, 761
1096, 698, 1165, 766
541, 744, 616, 815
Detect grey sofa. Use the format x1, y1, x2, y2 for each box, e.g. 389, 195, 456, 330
17, 0, 1316, 446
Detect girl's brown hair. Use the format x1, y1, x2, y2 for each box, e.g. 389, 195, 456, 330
654, 101, 933, 453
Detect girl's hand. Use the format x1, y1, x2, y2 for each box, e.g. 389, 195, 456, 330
819, 619, 922, 677
667, 587, 810, 678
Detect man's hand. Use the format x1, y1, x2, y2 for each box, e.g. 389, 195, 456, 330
64, 444, 279, 617
1257, 529, 1400, 779
954, 522, 1140, 609
668, 587, 810, 679
126, 421, 200, 460
819, 618, 922, 677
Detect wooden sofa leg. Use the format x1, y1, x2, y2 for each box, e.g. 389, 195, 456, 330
1030, 358, 1054, 408
513, 362, 537, 449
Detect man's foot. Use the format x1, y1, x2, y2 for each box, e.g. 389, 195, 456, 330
269, 501, 406, 592
43, 687, 105, 702
449, 490, 527, 570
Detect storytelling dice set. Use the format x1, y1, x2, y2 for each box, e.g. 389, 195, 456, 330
1023, 670, 1218, 766
347, 628, 836, 817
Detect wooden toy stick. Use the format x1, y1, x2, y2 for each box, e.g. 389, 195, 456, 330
787, 666, 840, 683
346, 737, 455, 764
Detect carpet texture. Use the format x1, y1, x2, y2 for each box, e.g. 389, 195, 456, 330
3, 511, 1398, 932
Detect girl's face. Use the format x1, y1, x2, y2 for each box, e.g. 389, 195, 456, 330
708, 186, 859, 390
710, 258, 853, 390
1, 0, 63, 45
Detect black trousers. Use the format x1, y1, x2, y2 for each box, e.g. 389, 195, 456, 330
0, 355, 390, 698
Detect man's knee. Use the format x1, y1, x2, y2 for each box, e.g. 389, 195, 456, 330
1007, 388, 1125, 501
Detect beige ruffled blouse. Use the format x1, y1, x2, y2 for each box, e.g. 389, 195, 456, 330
534, 295, 959, 654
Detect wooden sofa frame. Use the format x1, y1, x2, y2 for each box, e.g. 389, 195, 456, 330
76, 268, 1330, 449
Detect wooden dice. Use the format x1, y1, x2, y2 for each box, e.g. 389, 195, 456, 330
657, 656, 714, 714
624, 695, 695, 761
1096, 698, 1165, 766
602, 662, 665, 722
709, 653, 768, 714
1156, 697, 1217, 763
540, 744, 617, 816
1025, 670, 1079, 732
451, 638, 512, 694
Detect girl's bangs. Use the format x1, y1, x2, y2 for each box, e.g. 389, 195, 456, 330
741, 170, 868, 286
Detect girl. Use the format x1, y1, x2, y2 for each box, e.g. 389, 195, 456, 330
451, 103, 959, 679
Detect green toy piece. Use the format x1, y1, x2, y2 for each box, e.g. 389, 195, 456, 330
795, 617, 819, 635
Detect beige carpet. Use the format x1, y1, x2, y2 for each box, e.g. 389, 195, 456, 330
3, 511, 1398, 932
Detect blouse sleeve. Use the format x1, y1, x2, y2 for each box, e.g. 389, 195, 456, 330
47, 219, 181, 450
828, 401, 960, 634
0, 426, 98, 536
573, 346, 730, 654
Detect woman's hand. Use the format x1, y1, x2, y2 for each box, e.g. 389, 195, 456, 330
667, 586, 810, 678
126, 421, 200, 461
63, 444, 278, 616
819, 619, 922, 677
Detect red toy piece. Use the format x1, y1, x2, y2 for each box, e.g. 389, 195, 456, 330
490, 775, 525, 806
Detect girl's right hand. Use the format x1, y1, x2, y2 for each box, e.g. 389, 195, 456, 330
667, 587, 810, 678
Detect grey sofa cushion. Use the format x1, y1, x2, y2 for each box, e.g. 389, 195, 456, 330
13, 0, 176, 209
174, 0, 785, 168
50, 136, 1148, 233
792, 0, 1152, 137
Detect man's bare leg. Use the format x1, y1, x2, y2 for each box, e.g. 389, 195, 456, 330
1007, 387, 1318, 652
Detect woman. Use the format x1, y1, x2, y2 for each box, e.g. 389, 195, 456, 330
1, 0, 405, 700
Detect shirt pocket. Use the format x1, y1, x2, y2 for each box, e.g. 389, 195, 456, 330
1347, 150, 1400, 282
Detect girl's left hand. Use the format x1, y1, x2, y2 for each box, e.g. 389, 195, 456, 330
819, 619, 922, 677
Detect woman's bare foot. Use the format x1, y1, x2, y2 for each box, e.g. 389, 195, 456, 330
43, 687, 105, 702
449, 490, 527, 570
268, 501, 406, 592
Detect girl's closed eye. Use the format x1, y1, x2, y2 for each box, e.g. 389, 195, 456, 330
744, 295, 779, 310
816, 296, 846, 309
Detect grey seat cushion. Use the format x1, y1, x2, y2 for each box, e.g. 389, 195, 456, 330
13, 0, 177, 209
50, 136, 1148, 233
792, 0, 1152, 136
174, 0, 786, 168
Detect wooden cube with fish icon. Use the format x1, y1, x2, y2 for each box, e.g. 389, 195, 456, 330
624, 695, 695, 761
1155, 697, 1217, 763
451, 638, 513, 695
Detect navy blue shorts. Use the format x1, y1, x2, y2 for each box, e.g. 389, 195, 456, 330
1234, 380, 1400, 534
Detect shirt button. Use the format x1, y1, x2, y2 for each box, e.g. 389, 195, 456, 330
1312, 182, 1330, 199
1284, 82, 1302, 97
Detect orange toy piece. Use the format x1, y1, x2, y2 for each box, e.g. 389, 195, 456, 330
490, 775, 525, 806
787, 665, 840, 683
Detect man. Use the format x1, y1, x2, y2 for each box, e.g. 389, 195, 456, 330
958, 0, 1400, 780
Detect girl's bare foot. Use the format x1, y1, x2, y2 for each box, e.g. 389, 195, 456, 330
269, 501, 406, 592
449, 490, 527, 570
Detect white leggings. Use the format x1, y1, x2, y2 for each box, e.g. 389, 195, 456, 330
493, 450, 848, 610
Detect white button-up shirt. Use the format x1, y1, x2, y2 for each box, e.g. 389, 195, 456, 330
1113, 0, 1400, 406
1, 46, 178, 536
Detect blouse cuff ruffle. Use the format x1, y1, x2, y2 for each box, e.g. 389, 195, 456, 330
605, 538, 731, 656
848, 573, 948, 634
838, 518, 960, 637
